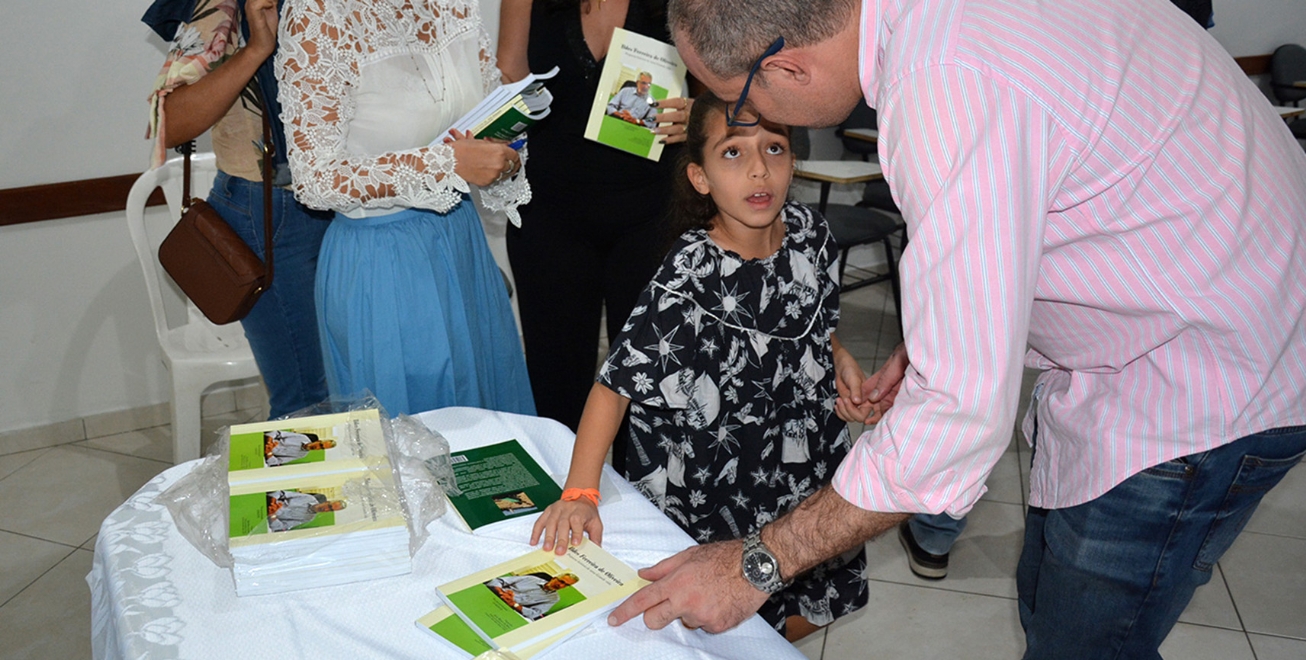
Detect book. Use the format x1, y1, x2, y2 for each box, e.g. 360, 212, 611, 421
445, 439, 563, 532
416, 605, 584, 659
226, 409, 389, 485
224, 409, 412, 596
435, 541, 647, 654
583, 28, 688, 161
440, 67, 560, 144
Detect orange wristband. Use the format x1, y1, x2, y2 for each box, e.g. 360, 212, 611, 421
560, 487, 601, 507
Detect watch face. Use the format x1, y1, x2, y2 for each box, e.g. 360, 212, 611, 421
743, 550, 777, 584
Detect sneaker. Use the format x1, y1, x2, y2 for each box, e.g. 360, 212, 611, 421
898, 519, 949, 580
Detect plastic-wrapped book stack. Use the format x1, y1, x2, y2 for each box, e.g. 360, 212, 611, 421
225, 408, 411, 596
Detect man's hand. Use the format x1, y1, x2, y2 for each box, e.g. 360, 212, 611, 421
860, 342, 909, 424
608, 540, 770, 633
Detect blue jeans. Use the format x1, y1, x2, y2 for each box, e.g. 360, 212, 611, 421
1017, 426, 1306, 659
208, 172, 329, 418
910, 512, 968, 555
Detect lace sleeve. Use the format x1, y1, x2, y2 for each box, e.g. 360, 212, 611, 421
475, 24, 532, 226
275, 0, 466, 214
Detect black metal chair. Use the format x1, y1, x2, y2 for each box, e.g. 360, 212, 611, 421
824, 203, 903, 317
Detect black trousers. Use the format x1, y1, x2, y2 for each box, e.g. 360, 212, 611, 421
506, 186, 669, 463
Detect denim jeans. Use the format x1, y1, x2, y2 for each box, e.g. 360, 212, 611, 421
1017, 426, 1306, 659
910, 511, 968, 555
208, 171, 329, 418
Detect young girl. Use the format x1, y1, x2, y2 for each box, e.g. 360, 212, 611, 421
531, 93, 872, 640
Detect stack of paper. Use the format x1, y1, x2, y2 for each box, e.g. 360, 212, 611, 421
441, 67, 561, 143
416, 541, 647, 657
225, 409, 412, 596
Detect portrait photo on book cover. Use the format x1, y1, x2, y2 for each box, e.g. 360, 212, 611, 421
265, 489, 346, 533
605, 71, 659, 130
492, 491, 538, 516
483, 568, 584, 622
263, 429, 337, 467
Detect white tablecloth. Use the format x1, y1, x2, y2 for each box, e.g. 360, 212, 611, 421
88, 407, 803, 659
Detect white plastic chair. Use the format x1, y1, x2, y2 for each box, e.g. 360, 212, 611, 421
125, 153, 261, 463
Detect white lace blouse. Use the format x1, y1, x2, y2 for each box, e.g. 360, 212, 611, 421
275, 0, 530, 222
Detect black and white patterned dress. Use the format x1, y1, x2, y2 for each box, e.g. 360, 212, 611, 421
599, 202, 868, 632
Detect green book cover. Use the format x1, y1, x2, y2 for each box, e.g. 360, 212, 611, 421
415, 605, 586, 659
474, 100, 539, 141
446, 440, 562, 531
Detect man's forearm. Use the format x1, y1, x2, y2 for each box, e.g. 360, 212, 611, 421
761, 485, 908, 581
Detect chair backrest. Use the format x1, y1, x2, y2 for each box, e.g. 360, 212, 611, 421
836, 101, 879, 157
124, 153, 233, 344
1270, 44, 1306, 105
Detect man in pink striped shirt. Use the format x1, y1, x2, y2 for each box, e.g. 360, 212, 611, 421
610, 0, 1306, 655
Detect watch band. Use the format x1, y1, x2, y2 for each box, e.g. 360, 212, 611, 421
742, 531, 789, 595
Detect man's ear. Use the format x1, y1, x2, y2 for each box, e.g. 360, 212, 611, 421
758, 51, 810, 86
687, 162, 711, 196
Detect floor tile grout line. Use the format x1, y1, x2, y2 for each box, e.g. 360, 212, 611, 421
66, 442, 173, 467
863, 576, 1020, 602
0, 527, 83, 550
0, 545, 81, 610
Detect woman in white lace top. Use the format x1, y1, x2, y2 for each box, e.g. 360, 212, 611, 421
275, 0, 535, 416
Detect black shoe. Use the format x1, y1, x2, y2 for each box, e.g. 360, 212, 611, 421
898, 519, 949, 580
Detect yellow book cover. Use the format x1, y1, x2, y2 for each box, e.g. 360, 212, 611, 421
583, 28, 687, 162
228, 469, 406, 548
437, 541, 647, 652
226, 409, 389, 485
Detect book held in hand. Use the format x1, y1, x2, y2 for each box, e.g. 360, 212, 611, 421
444, 439, 563, 532
583, 28, 688, 161
440, 67, 560, 144
428, 541, 648, 655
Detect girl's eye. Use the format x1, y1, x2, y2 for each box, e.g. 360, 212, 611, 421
766, 143, 786, 155
723, 147, 740, 159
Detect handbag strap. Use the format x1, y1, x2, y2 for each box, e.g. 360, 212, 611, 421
261, 105, 274, 285
176, 108, 275, 287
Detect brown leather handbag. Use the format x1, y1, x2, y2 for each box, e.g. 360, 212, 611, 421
158, 112, 275, 325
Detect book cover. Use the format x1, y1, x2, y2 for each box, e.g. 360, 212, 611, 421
226, 409, 388, 484
436, 541, 647, 652
441, 67, 560, 144
445, 439, 563, 531
583, 28, 687, 161
416, 605, 584, 659
228, 470, 407, 548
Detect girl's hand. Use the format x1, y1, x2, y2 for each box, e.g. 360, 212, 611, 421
653, 97, 693, 144
531, 499, 603, 556
833, 344, 874, 424
244, 0, 279, 59
447, 129, 521, 186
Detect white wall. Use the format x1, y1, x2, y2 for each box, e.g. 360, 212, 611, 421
0, 0, 1302, 434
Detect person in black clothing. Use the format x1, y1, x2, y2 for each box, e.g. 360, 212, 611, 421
498, 0, 694, 450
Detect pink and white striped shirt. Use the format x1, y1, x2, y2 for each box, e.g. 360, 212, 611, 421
832, 0, 1306, 515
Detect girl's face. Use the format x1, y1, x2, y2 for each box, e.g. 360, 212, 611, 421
687, 112, 793, 233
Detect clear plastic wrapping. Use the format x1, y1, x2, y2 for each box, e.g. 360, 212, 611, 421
158, 394, 459, 595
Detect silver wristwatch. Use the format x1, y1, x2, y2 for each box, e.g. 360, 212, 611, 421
741, 531, 789, 595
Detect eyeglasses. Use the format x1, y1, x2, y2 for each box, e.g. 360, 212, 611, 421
726, 36, 785, 127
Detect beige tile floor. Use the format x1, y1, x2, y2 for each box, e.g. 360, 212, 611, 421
1, 282, 1304, 659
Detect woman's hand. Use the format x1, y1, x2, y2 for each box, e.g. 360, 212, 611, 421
447, 129, 521, 187
531, 499, 603, 556
245, 0, 279, 60
653, 97, 693, 144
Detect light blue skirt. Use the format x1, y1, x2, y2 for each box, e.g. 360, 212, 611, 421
315, 199, 535, 416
